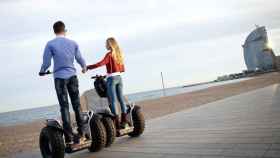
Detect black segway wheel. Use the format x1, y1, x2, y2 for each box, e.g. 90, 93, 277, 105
88, 116, 106, 152
128, 105, 145, 137
39, 127, 65, 158
102, 117, 116, 147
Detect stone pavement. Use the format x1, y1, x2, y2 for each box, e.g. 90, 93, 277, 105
14, 84, 280, 158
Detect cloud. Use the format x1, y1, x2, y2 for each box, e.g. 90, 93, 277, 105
0, 0, 280, 112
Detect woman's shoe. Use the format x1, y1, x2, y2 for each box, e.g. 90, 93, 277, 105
121, 113, 131, 128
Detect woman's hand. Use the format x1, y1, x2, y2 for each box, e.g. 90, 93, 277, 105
86, 65, 92, 71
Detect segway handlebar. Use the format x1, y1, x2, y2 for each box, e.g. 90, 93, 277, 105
91, 75, 106, 79
39, 70, 52, 76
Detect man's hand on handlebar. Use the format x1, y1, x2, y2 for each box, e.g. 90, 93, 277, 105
39, 70, 51, 76
82, 68, 87, 74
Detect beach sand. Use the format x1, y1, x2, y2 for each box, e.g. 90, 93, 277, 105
0, 72, 279, 157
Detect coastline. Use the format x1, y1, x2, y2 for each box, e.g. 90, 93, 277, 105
0, 72, 279, 157
0, 77, 250, 127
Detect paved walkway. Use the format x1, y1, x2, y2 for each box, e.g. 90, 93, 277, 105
15, 84, 280, 158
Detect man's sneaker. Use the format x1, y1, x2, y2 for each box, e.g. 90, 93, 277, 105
85, 133, 90, 139
65, 140, 74, 147
65, 134, 74, 145
73, 134, 81, 144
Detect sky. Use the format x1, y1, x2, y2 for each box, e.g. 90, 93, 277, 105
0, 0, 280, 113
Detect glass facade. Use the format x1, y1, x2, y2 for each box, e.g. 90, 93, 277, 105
243, 26, 275, 71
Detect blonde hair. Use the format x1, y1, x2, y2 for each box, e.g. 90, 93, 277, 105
107, 37, 124, 65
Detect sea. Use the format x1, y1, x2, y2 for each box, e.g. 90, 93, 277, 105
0, 78, 250, 127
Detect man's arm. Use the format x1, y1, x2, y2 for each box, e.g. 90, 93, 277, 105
39, 43, 52, 74
74, 43, 87, 70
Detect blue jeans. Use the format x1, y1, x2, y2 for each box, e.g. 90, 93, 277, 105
54, 76, 86, 141
106, 75, 127, 115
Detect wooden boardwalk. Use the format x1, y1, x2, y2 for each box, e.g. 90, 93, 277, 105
14, 84, 280, 158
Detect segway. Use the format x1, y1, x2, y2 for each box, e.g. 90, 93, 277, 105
90, 75, 145, 147
39, 71, 107, 158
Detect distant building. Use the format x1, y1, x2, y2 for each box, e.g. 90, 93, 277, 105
275, 56, 280, 70
216, 26, 280, 83
243, 26, 276, 71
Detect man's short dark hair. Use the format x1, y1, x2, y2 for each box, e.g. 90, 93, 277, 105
53, 21, 65, 34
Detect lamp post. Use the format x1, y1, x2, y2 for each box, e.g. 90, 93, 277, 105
161, 72, 166, 96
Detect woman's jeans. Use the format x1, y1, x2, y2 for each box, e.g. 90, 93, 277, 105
106, 75, 127, 115
54, 76, 85, 142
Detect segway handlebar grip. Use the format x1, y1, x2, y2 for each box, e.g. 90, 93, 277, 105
91, 75, 106, 79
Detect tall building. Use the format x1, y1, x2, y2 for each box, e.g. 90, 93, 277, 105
243, 26, 275, 71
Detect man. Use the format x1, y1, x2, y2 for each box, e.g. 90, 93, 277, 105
39, 21, 87, 144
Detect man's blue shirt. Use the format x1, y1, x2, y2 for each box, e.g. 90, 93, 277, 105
40, 36, 86, 79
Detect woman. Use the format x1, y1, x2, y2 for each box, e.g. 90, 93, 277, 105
87, 37, 128, 129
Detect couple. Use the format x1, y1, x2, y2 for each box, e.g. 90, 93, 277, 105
39, 21, 128, 144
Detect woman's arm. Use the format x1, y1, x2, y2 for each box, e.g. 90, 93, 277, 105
87, 53, 110, 70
